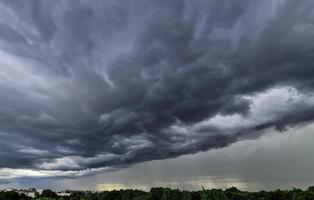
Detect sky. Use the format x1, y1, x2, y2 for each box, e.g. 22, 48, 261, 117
0, 0, 314, 191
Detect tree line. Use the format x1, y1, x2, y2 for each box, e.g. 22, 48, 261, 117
2, 186, 314, 200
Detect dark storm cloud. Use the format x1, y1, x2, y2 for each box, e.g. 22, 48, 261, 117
0, 0, 314, 173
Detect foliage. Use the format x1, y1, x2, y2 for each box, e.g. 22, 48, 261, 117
40, 190, 58, 198
1, 186, 314, 200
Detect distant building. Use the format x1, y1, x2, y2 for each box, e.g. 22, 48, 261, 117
57, 192, 71, 196
1, 188, 71, 197
36, 189, 44, 195
17, 190, 36, 198
26, 192, 36, 198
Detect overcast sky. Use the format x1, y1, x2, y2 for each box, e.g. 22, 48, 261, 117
0, 0, 314, 191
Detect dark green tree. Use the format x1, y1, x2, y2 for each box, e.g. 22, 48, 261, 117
41, 189, 58, 198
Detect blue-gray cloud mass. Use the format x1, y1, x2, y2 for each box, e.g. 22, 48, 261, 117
0, 0, 314, 178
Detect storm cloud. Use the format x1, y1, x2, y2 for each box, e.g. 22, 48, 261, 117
0, 0, 314, 177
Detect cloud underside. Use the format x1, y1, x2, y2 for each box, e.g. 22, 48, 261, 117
0, 0, 314, 178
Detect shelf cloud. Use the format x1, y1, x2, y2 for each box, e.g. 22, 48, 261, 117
0, 0, 314, 180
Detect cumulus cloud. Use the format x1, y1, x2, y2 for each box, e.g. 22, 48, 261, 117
0, 0, 314, 179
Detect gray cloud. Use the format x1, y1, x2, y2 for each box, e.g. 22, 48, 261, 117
9, 123, 314, 191
0, 0, 314, 175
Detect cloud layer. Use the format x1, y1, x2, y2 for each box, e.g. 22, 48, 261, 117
0, 0, 314, 177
